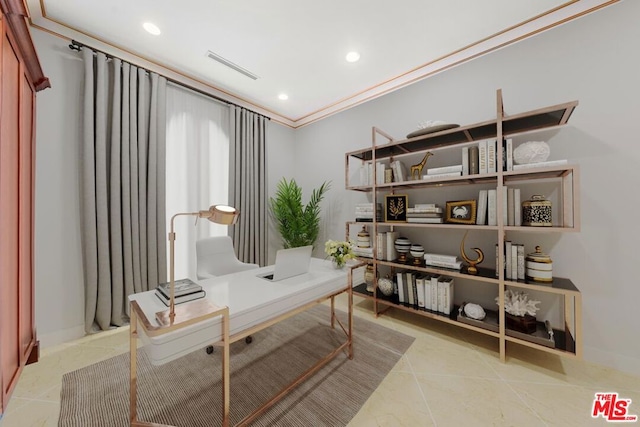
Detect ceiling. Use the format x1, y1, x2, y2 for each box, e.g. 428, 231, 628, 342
26, 0, 616, 128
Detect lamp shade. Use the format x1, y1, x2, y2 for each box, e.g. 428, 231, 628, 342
202, 204, 239, 225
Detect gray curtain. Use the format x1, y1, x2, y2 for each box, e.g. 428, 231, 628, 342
81, 49, 167, 332
229, 106, 268, 267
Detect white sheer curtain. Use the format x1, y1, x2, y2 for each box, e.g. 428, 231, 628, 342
165, 84, 230, 280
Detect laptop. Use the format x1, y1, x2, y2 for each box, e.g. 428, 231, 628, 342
258, 245, 313, 281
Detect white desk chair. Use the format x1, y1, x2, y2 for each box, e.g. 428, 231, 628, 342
196, 236, 259, 280
196, 235, 259, 352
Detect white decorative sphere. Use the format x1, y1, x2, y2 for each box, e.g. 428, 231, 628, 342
513, 141, 550, 165
377, 277, 395, 296
464, 303, 486, 320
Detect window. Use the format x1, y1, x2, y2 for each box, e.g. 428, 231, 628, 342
166, 84, 230, 279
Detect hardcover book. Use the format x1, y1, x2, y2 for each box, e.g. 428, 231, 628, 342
514, 188, 522, 227
406, 217, 443, 223
426, 164, 463, 175
487, 139, 496, 173
462, 147, 469, 176
507, 187, 515, 226
476, 189, 488, 225
469, 146, 479, 175
512, 159, 568, 170
156, 278, 202, 298
487, 189, 497, 226
155, 289, 206, 306
478, 140, 488, 174
506, 138, 513, 171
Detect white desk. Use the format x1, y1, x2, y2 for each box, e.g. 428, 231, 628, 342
128, 257, 358, 427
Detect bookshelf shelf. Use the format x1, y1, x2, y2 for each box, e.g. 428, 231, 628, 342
345, 89, 582, 362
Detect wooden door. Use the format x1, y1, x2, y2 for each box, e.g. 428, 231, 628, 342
0, 16, 22, 411
19, 65, 36, 363
0, 1, 49, 415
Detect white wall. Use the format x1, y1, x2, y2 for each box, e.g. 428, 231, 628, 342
30, 0, 639, 375
30, 30, 295, 345
294, 0, 640, 375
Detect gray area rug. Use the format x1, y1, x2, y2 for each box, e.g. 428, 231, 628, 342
59, 305, 414, 426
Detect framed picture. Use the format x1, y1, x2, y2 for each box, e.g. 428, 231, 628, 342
384, 194, 408, 222
445, 200, 477, 224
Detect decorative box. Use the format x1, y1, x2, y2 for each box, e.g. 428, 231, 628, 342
505, 313, 537, 334
522, 195, 552, 226
525, 246, 553, 282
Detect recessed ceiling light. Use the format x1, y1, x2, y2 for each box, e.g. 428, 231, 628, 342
278, 94, 289, 101
143, 22, 161, 36
346, 51, 360, 63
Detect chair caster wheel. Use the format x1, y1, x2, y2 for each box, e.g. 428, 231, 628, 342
245, 336, 253, 344
205, 345, 214, 354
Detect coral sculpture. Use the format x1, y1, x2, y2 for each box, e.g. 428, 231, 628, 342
497, 289, 541, 317
513, 141, 550, 165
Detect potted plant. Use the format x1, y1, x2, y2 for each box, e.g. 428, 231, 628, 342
269, 178, 331, 249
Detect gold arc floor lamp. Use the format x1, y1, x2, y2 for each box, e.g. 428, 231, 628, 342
155, 204, 239, 326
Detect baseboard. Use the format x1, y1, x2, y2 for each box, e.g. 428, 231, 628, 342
585, 345, 640, 377
38, 325, 85, 349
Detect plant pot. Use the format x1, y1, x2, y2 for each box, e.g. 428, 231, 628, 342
505, 313, 537, 334
332, 259, 345, 269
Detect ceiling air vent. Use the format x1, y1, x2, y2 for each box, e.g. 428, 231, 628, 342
205, 50, 259, 80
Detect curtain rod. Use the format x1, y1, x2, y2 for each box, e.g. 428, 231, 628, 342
68, 40, 269, 120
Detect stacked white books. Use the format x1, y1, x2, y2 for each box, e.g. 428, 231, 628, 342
402, 273, 453, 315
513, 159, 568, 170
155, 278, 205, 306
351, 244, 374, 258
406, 204, 443, 224
423, 253, 462, 270
462, 139, 498, 175
502, 241, 526, 280
355, 203, 382, 222
482, 186, 522, 226
390, 160, 408, 182
422, 164, 463, 180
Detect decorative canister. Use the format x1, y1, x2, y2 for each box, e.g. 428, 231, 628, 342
394, 237, 411, 263
410, 244, 425, 266
522, 195, 552, 227
357, 226, 370, 248
364, 264, 377, 292
525, 246, 553, 282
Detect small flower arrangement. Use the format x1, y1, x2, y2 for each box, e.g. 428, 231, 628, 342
324, 240, 355, 268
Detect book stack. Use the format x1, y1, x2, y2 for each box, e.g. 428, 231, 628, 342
496, 242, 525, 280
423, 253, 462, 270
512, 159, 568, 170
479, 186, 522, 226
406, 204, 443, 224
396, 272, 454, 315
390, 160, 408, 182
422, 164, 462, 180
351, 245, 374, 258
355, 203, 382, 222
155, 278, 205, 306
462, 139, 497, 175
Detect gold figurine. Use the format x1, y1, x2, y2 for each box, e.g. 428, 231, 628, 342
460, 231, 484, 274
410, 151, 433, 180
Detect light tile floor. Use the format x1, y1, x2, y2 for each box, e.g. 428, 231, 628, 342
1, 294, 638, 426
